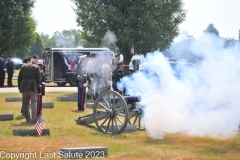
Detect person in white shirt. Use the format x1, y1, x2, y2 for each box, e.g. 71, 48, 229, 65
86, 54, 95, 99
101, 59, 112, 92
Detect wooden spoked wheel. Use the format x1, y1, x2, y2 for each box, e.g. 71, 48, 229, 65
93, 90, 128, 135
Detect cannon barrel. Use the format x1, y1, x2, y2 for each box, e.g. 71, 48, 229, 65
111, 95, 142, 103
124, 96, 142, 103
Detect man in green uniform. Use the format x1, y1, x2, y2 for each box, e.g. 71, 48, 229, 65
18, 55, 41, 123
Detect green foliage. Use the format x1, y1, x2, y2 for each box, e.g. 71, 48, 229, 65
15, 49, 31, 59
52, 29, 82, 48
39, 29, 99, 49
1, 90, 240, 159
163, 30, 239, 63
29, 33, 43, 58
39, 33, 55, 49
72, 0, 186, 67
239, 29, 240, 41
224, 37, 237, 48
163, 32, 201, 63
0, 0, 37, 57
204, 24, 219, 37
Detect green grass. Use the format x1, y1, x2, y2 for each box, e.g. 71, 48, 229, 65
0, 92, 240, 160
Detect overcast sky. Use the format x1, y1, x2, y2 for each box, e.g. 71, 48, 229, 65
32, 0, 240, 39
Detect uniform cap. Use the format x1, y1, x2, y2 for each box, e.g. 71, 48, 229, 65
79, 55, 87, 59
38, 60, 44, 65
23, 56, 32, 63
117, 61, 124, 65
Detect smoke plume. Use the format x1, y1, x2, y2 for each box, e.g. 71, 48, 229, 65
119, 34, 240, 139
101, 30, 118, 49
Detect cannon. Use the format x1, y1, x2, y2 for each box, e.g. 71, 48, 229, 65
76, 90, 143, 135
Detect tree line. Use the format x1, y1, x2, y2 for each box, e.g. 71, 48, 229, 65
163, 23, 240, 63
0, 0, 239, 72
0, 0, 185, 75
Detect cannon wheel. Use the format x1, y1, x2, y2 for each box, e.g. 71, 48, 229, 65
93, 90, 128, 135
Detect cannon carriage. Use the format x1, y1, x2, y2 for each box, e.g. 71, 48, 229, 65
76, 90, 144, 135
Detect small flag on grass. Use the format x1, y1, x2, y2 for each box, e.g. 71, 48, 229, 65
35, 114, 43, 136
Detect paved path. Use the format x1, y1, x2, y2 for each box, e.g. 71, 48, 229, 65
0, 86, 78, 93
3, 73, 78, 93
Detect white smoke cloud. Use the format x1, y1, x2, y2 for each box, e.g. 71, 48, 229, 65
101, 30, 118, 50
120, 34, 240, 139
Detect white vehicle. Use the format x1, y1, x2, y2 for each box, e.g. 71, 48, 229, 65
42, 48, 115, 86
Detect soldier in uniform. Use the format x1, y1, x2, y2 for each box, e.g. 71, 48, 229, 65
6, 56, 14, 87
76, 55, 87, 111
23, 56, 32, 64
0, 54, 5, 87
18, 55, 41, 123
113, 61, 124, 93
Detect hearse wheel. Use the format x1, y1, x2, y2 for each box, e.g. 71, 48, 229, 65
57, 82, 66, 86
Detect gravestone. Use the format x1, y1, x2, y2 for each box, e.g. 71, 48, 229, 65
42, 102, 54, 108
6, 97, 21, 102
0, 113, 14, 121
85, 103, 94, 108
13, 129, 50, 136
57, 97, 77, 101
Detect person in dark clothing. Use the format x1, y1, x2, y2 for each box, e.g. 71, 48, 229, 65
20, 56, 32, 114
36, 60, 45, 119
38, 60, 45, 96
54, 52, 68, 80
0, 54, 6, 87
76, 55, 87, 111
112, 61, 124, 93
18, 55, 41, 123
6, 56, 14, 87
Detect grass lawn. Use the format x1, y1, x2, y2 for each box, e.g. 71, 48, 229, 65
0, 91, 240, 160
1, 70, 240, 159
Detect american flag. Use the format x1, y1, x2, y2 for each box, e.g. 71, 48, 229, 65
131, 45, 134, 54
35, 114, 43, 136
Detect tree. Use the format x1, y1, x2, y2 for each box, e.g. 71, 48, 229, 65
52, 29, 85, 48
39, 29, 98, 49
239, 29, 240, 41
0, 0, 37, 57
29, 33, 43, 58
224, 37, 237, 48
204, 24, 219, 37
163, 32, 198, 63
39, 33, 55, 49
72, 0, 186, 74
